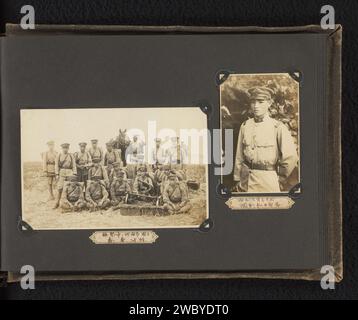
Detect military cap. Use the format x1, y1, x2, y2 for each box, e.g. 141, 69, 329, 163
247, 86, 274, 100
106, 141, 114, 147
137, 165, 147, 172
79, 142, 87, 147
91, 139, 98, 143
168, 170, 178, 178
163, 164, 171, 170
47, 140, 55, 146
117, 170, 125, 177
61, 143, 70, 148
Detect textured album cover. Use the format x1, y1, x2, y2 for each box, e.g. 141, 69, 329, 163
0, 24, 342, 282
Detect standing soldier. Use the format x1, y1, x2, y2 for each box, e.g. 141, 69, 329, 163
60, 175, 87, 213
166, 136, 187, 167
110, 170, 131, 208
104, 141, 122, 177
126, 135, 145, 164
162, 171, 192, 214
150, 138, 166, 167
85, 176, 111, 211
74, 142, 92, 189
234, 86, 298, 193
42, 140, 58, 201
53, 143, 77, 209
89, 139, 104, 165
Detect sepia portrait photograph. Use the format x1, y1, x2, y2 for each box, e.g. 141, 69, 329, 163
20, 107, 208, 230
220, 73, 300, 194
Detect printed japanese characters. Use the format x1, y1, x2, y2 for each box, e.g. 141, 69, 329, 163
221, 73, 300, 193
21, 108, 208, 230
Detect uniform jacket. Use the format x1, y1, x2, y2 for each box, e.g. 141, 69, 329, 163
88, 165, 109, 183
60, 182, 84, 203
133, 175, 153, 193
234, 115, 298, 192
85, 181, 108, 202
42, 150, 58, 175
110, 179, 131, 198
163, 181, 189, 204
55, 152, 77, 176
74, 151, 92, 169
89, 147, 104, 165
104, 149, 122, 166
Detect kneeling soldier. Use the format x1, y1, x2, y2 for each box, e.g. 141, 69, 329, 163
85, 177, 111, 211
109, 161, 127, 184
104, 141, 122, 177
110, 170, 131, 207
133, 165, 154, 196
162, 171, 192, 214
60, 175, 87, 213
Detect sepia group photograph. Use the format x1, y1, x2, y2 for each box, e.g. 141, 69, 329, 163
20, 107, 209, 230
220, 73, 300, 194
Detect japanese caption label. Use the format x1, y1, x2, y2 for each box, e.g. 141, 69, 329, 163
90, 230, 159, 244
225, 196, 295, 210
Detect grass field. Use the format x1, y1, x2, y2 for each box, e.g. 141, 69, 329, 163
22, 162, 208, 230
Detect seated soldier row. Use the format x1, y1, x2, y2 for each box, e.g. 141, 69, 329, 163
60, 164, 191, 215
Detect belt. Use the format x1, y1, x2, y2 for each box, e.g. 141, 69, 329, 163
244, 161, 277, 171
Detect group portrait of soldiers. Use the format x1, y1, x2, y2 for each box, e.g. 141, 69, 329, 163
42, 135, 193, 215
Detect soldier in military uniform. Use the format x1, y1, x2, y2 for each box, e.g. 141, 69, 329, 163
60, 175, 87, 213
104, 141, 122, 177
53, 143, 77, 209
126, 135, 145, 164
109, 161, 127, 184
85, 176, 111, 211
42, 140, 58, 200
74, 142, 92, 189
89, 139, 104, 165
150, 138, 166, 168
152, 163, 165, 195
234, 86, 298, 193
166, 136, 188, 168
88, 162, 109, 188
162, 171, 192, 214
110, 169, 131, 207
133, 165, 154, 196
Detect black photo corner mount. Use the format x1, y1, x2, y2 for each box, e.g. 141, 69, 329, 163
288, 182, 302, 200
215, 69, 234, 86
17, 217, 34, 232
216, 181, 232, 199
0, 273, 8, 288
198, 218, 214, 233
288, 70, 303, 84
194, 99, 213, 118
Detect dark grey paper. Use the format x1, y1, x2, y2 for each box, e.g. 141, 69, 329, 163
1, 33, 329, 272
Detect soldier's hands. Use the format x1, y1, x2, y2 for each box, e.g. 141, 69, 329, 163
232, 181, 241, 192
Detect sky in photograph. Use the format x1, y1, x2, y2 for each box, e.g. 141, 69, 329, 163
21, 107, 208, 162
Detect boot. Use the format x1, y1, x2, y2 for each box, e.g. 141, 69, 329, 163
48, 185, 55, 201
53, 189, 62, 209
